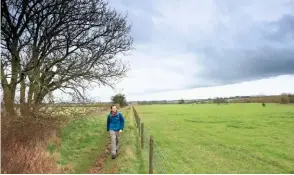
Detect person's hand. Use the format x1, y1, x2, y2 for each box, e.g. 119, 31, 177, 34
119, 129, 123, 133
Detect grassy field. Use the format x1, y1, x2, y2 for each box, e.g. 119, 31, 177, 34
135, 103, 294, 174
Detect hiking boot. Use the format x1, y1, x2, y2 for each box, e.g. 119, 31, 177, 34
112, 155, 116, 159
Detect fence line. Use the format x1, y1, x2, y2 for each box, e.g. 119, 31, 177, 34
153, 141, 175, 173
132, 106, 178, 174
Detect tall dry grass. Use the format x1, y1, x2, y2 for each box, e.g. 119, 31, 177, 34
1, 114, 63, 174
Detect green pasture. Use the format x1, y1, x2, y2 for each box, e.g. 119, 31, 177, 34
135, 103, 294, 174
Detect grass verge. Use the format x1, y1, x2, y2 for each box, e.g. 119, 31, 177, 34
47, 113, 109, 173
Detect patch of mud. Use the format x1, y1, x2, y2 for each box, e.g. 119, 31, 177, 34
103, 164, 119, 174
88, 139, 111, 174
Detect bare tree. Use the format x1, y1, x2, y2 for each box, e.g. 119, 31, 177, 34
1, 0, 133, 116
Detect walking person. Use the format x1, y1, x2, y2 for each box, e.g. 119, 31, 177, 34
107, 105, 125, 159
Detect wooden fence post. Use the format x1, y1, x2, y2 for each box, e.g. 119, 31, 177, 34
138, 117, 141, 134
149, 135, 154, 174
132, 106, 136, 123
133, 106, 137, 125
136, 112, 139, 127
141, 122, 144, 149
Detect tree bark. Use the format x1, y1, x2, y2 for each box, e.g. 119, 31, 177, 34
1, 47, 20, 117
32, 64, 41, 116
3, 87, 16, 117
19, 77, 31, 116
27, 76, 34, 109
20, 78, 26, 115
32, 90, 46, 117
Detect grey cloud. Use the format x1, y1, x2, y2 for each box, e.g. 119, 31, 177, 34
109, 0, 159, 44
110, 0, 294, 92
266, 15, 294, 42
199, 47, 294, 84
122, 0, 159, 44
121, 0, 158, 14
192, 14, 294, 87
128, 13, 155, 44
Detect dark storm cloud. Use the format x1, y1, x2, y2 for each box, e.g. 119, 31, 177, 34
191, 14, 294, 87
266, 14, 294, 42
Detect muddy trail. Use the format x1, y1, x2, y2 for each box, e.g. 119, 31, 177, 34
88, 138, 111, 174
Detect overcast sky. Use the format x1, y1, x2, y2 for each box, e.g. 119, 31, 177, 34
57, 0, 294, 102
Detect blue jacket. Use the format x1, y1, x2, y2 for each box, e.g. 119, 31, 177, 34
107, 112, 125, 131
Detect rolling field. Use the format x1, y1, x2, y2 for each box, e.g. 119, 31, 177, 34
135, 103, 294, 174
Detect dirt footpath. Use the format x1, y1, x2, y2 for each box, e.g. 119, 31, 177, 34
88, 139, 111, 174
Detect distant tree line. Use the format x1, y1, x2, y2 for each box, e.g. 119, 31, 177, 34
232, 94, 294, 104
213, 98, 229, 105
129, 94, 294, 105
137, 100, 169, 105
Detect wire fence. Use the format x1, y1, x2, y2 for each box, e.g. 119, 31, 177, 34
132, 106, 188, 174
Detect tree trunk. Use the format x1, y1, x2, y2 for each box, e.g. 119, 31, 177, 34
2, 44, 21, 117
1, 61, 16, 116
27, 77, 35, 109
32, 65, 41, 116
20, 78, 31, 116
3, 87, 16, 117
32, 91, 46, 116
